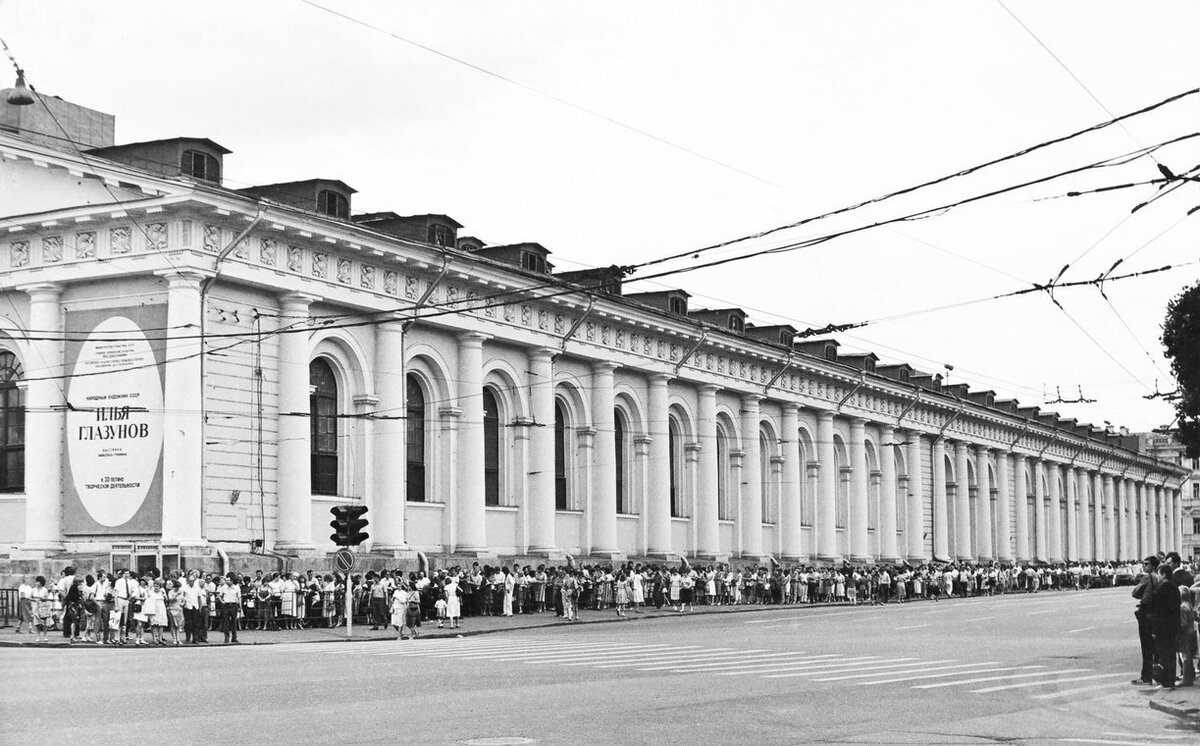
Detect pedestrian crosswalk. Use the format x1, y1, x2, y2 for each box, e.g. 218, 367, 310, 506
306, 635, 1128, 699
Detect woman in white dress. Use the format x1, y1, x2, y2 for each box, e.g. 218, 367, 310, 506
631, 570, 645, 613
141, 579, 168, 645
389, 581, 408, 640
444, 576, 462, 629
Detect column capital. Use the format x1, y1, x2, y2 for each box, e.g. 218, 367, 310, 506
528, 345, 558, 362
849, 417, 868, 428
782, 402, 801, 415
154, 268, 212, 286
816, 409, 834, 422
591, 360, 619, 374
648, 372, 672, 385
741, 393, 762, 406
17, 281, 62, 300
698, 383, 720, 395
457, 330, 491, 345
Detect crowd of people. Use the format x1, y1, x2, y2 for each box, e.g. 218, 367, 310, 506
9, 558, 1147, 645
1130, 551, 1199, 691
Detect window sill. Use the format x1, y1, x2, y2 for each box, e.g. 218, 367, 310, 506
485, 504, 519, 512
407, 501, 445, 509
555, 509, 584, 515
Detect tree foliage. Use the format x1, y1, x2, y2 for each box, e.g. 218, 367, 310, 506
1162, 280, 1200, 458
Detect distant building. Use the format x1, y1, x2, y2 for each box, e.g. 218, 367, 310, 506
1137, 429, 1200, 560
0, 91, 1188, 575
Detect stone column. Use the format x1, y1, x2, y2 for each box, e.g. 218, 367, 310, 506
454, 331, 488, 553
1065, 467, 1079, 561
1048, 462, 1063, 562
780, 404, 804, 560
995, 450, 1012, 562
816, 411, 838, 562
370, 318, 406, 550
849, 418, 870, 562
740, 395, 763, 558
157, 272, 206, 546
906, 434, 925, 562
1034, 460, 1048, 562
1084, 470, 1094, 558
1157, 485, 1168, 553
1014, 454, 1030, 562
975, 447, 993, 561
1093, 472, 1105, 561
1165, 487, 1175, 552
932, 438, 949, 562
526, 347, 557, 554
590, 362, 619, 556
1116, 478, 1128, 560
275, 293, 316, 552
879, 426, 899, 562
20, 283, 65, 552
1138, 481, 1150, 558
646, 374, 672, 556
954, 440, 972, 561
1103, 475, 1116, 561
695, 384, 721, 558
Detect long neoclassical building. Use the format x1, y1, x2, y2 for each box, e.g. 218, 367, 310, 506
0, 93, 1188, 573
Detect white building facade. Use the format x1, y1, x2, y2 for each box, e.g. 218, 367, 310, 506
0, 98, 1188, 572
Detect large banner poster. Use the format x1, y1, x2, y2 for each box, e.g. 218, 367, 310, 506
62, 305, 167, 536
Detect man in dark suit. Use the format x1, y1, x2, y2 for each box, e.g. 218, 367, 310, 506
1131, 556, 1160, 685
1150, 561, 1182, 689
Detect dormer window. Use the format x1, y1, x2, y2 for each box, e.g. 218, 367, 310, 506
317, 190, 349, 219
729, 315, 744, 332
180, 150, 220, 183
427, 224, 452, 247
824, 344, 837, 361
779, 330, 792, 346
669, 297, 687, 315
521, 252, 546, 273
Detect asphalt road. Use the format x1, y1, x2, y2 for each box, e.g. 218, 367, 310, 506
3, 587, 1196, 746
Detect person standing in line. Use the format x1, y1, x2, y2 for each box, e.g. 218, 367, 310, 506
166, 580, 185, 646
444, 575, 462, 629
15, 576, 33, 634
561, 570, 580, 622
1150, 561, 1182, 689
630, 567, 645, 614
389, 580, 408, 640
1131, 556, 1161, 686
30, 576, 52, 643
217, 575, 241, 643
502, 566, 516, 617
1177, 586, 1196, 687
615, 572, 630, 617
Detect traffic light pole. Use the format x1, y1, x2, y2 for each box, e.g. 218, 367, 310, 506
346, 559, 353, 639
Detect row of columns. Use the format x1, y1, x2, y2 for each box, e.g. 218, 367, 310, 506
16, 283, 1189, 561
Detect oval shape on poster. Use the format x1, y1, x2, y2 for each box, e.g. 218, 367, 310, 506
66, 316, 164, 527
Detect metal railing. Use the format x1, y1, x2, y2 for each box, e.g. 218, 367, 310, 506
0, 588, 17, 628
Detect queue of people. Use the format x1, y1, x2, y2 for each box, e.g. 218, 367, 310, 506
11, 557, 1142, 645
1130, 551, 1199, 691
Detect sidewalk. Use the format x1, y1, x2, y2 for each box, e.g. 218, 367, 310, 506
0, 598, 818, 648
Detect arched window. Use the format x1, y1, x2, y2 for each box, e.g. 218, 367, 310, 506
406, 375, 426, 502
615, 408, 628, 514
669, 418, 683, 518
309, 359, 338, 495
800, 439, 814, 526
0, 351, 23, 493
760, 433, 772, 524
483, 388, 500, 506
835, 440, 849, 529
554, 400, 569, 510
716, 424, 732, 520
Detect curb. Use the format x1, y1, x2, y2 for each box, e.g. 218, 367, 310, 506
1147, 694, 1200, 728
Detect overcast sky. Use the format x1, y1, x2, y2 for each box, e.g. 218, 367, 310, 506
4, 0, 1198, 432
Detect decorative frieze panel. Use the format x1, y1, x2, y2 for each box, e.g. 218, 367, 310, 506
42, 236, 62, 263
203, 225, 221, 253
260, 238, 277, 266
287, 245, 304, 273
312, 252, 327, 279
75, 231, 95, 259
360, 264, 375, 290
336, 258, 352, 284
146, 222, 167, 252
10, 240, 29, 267
110, 227, 131, 255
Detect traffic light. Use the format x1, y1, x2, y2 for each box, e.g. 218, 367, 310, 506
329, 505, 370, 546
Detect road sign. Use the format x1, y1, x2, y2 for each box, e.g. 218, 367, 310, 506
334, 547, 355, 572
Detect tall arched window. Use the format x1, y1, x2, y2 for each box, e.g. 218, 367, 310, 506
800, 439, 813, 526
483, 388, 500, 506
615, 408, 628, 514
760, 433, 772, 523
669, 418, 683, 518
406, 375, 426, 502
309, 359, 338, 495
716, 424, 732, 520
554, 400, 569, 510
0, 351, 23, 493
835, 440, 848, 529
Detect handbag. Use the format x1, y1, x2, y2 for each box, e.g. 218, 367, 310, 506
130, 599, 143, 614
